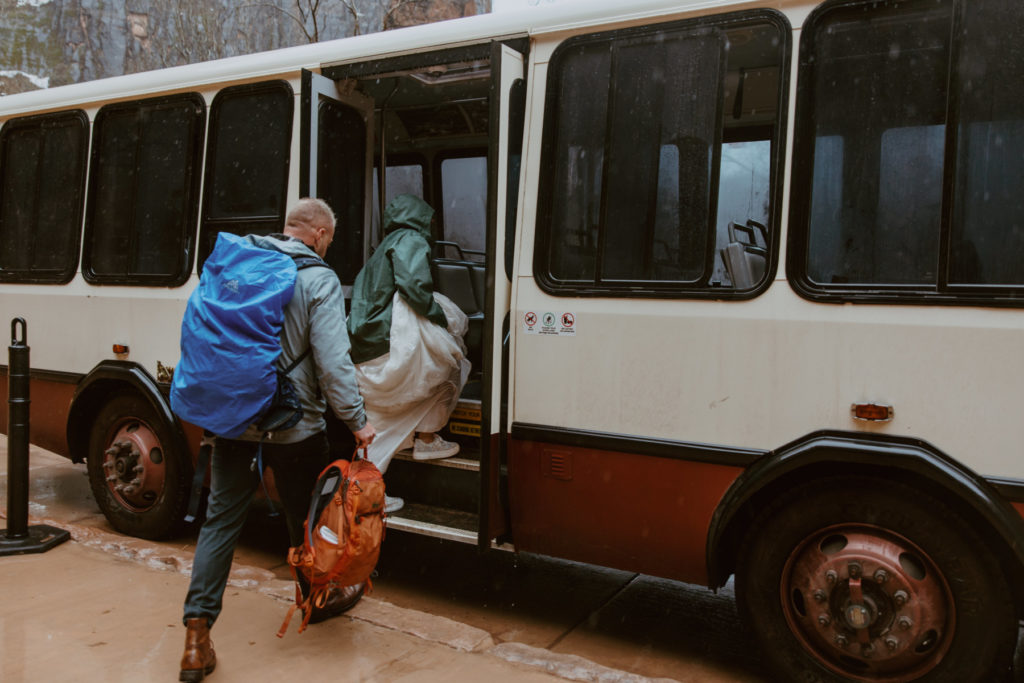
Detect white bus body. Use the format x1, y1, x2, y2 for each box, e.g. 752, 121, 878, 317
2, 1, 1022, 680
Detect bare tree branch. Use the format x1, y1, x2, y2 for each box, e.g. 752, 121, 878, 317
240, 1, 319, 43
340, 0, 362, 36
382, 0, 426, 30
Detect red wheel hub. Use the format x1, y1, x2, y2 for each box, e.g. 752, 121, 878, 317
781, 524, 953, 681
101, 418, 166, 512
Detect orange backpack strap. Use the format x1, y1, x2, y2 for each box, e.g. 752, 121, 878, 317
277, 564, 307, 637
277, 602, 299, 638
296, 586, 327, 634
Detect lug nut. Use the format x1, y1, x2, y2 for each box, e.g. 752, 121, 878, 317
134, 465, 144, 473
814, 590, 828, 603
885, 637, 899, 651
834, 634, 849, 648
826, 570, 838, 585
848, 562, 862, 579
818, 614, 831, 626
873, 569, 888, 583
893, 590, 909, 607
898, 616, 913, 630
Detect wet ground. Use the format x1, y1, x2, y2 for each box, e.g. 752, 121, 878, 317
1, 437, 768, 682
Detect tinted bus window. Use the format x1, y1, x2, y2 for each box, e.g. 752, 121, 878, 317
0, 111, 88, 283
199, 81, 293, 267
84, 95, 204, 285
793, 0, 1024, 302
950, 0, 1024, 286
536, 13, 787, 295
371, 162, 425, 248
318, 99, 366, 285
440, 155, 486, 261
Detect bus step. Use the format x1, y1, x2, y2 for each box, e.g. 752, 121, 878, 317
385, 502, 478, 545
385, 454, 479, 512
391, 449, 480, 471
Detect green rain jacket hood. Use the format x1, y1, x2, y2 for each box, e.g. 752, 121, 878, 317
348, 194, 448, 364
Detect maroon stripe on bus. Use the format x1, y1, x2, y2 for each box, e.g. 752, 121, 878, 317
507, 437, 743, 586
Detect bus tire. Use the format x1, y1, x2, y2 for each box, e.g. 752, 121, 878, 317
86, 394, 191, 540
735, 476, 1016, 683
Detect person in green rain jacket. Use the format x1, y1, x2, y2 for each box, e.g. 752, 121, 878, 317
348, 193, 448, 364
348, 194, 465, 513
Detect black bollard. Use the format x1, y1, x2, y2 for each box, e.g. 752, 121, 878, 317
0, 318, 70, 556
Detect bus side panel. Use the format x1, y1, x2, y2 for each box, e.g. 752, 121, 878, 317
0, 373, 75, 458
507, 436, 741, 584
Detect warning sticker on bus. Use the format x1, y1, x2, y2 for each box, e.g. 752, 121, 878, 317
449, 422, 481, 437
451, 405, 481, 422
523, 311, 576, 336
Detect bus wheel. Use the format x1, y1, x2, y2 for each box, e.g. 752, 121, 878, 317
86, 395, 190, 540
736, 477, 1016, 683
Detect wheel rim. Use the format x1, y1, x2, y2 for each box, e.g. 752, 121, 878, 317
780, 523, 954, 681
101, 417, 167, 513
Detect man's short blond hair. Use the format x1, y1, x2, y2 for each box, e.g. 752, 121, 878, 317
286, 197, 336, 230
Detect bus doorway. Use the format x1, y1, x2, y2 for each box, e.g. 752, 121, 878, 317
302, 41, 525, 549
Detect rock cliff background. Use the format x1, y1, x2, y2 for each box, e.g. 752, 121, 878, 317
0, 0, 488, 95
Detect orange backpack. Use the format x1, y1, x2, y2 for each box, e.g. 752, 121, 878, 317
277, 451, 386, 636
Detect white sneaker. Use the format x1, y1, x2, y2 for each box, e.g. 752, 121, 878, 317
413, 436, 460, 460
384, 495, 404, 514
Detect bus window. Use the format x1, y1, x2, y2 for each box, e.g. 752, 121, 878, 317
794, 0, 1024, 301
83, 94, 204, 286
536, 13, 787, 295
371, 162, 425, 248
317, 98, 367, 286
952, 119, 1024, 285
713, 139, 770, 286
950, 1, 1024, 286
0, 111, 88, 283
440, 155, 486, 261
199, 81, 293, 268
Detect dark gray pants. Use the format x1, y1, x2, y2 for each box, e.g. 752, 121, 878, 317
182, 432, 331, 626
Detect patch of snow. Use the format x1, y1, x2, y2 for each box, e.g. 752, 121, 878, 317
0, 70, 50, 89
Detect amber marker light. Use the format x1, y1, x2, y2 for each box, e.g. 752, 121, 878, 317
112, 343, 129, 355
851, 403, 893, 422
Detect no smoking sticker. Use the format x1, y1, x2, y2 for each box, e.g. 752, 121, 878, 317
523, 310, 577, 336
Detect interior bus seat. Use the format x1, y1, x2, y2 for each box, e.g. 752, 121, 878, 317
721, 220, 768, 289
431, 256, 484, 372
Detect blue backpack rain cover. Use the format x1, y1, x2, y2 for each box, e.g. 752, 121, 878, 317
170, 233, 299, 438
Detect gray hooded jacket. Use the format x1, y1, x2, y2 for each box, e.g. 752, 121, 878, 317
236, 233, 367, 443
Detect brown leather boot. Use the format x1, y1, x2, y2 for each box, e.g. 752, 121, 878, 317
179, 618, 216, 682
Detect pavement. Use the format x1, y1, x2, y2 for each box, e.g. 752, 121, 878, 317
0, 438, 717, 683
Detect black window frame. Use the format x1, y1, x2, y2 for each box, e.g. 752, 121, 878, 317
198, 80, 294, 270
82, 93, 205, 287
788, 0, 1024, 307
0, 109, 89, 284
533, 9, 791, 300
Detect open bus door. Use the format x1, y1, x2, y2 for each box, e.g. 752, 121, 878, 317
299, 69, 374, 287
479, 42, 525, 549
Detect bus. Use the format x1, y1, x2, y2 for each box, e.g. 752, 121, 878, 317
2, 0, 1023, 680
